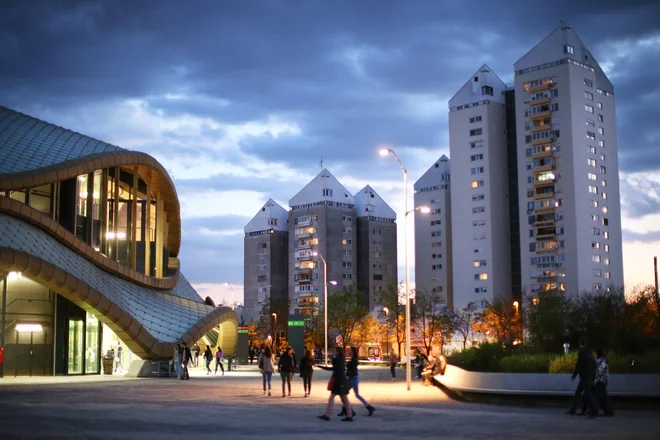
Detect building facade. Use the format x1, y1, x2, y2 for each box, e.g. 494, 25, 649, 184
448, 65, 512, 310
288, 169, 358, 315
354, 185, 398, 310
0, 106, 237, 377
243, 199, 289, 323
514, 24, 624, 296
413, 155, 453, 307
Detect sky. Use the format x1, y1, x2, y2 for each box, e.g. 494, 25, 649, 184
1, 0, 660, 305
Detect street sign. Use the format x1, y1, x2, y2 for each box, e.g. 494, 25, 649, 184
288, 320, 305, 327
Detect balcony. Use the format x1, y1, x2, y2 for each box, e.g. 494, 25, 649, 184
534, 191, 555, 200
528, 82, 553, 93
532, 147, 553, 159
530, 97, 551, 106
533, 177, 555, 187
532, 164, 554, 173
296, 254, 313, 261
531, 136, 552, 146
297, 242, 311, 250
296, 265, 314, 273
534, 205, 556, 215
533, 217, 556, 227
531, 110, 552, 120
536, 227, 556, 239
296, 277, 313, 284
531, 123, 552, 133
536, 241, 559, 253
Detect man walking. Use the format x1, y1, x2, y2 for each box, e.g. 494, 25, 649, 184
180, 342, 192, 380
566, 337, 598, 418
192, 342, 201, 367
389, 350, 398, 382
114, 342, 123, 373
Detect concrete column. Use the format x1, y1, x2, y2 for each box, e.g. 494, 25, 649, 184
155, 191, 164, 278
144, 176, 152, 276
100, 169, 108, 254
130, 167, 138, 270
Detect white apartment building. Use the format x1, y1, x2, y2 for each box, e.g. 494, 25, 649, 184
413, 155, 453, 307
448, 65, 513, 310
514, 24, 624, 295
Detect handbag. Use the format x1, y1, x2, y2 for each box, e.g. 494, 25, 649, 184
327, 376, 336, 391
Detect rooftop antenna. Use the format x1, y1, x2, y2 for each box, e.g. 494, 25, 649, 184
319, 157, 323, 169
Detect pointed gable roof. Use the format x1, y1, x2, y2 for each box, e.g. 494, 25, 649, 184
288, 168, 355, 207
414, 154, 451, 190
514, 23, 613, 90
354, 185, 396, 220
448, 64, 506, 108
244, 198, 288, 233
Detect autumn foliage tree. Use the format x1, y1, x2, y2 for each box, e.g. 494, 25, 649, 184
327, 283, 369, 348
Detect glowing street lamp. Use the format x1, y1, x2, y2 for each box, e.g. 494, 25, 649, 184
379, 147, 431, 391
272, 313, 277, 351
312, 251, 336, 366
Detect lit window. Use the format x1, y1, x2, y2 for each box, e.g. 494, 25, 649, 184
588, 173, 597, 180
585, 105, 594, 114
471, 180, 484, 188
474, 273, 488, 280
587, 158, 597, 167
604, 244, 610, 253
592, 255, 601, 263
598, 127, 604, 135
564, 44, 574, 54
584, 91, 593, 100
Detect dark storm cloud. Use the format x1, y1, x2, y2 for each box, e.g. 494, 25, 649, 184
2, 0, 660, 286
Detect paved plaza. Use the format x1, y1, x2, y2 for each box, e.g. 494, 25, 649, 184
0, 365, 658, 439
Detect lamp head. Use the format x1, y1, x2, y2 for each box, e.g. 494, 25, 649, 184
312, 251, 319, 257
418, 206, 431, 214
330, 280, 338, 286
224, 282, 230, 286
272, 313, 277, 317
379, 148, 390, 157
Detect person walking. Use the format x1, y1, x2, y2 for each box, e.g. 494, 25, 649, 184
278, 346, 295, 397
172, 343, 182, 379
594, 349, 614, 416
341, 346, 375, 417
215, 347, 225, 376
317, 347, 353, 422
203, 346, 213, 375
300, 349, 315, 397
566, 337, 597, 418
389, 349, 398, 382
259, 346, 275, 396
249, 347, 255, 365
114, 342, 123, 373
180, 342, 192, 380
192, 343, 201, 368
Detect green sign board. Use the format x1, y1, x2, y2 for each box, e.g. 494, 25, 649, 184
288, 320, 305, 327
238, 329, 249, 334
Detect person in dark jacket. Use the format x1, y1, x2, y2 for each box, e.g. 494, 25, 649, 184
278, 346, 295, 397
340, 346, 375, 417
204, 346, 213, 375
318, 347, 353, 422
567, 337, 597, 417
594, 348, 614, 416
299, 349, 315, 397
179, 342, 192, 380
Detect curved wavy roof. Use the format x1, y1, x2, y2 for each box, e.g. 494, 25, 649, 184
0, 106, 182, 257
0, 106, 123, 173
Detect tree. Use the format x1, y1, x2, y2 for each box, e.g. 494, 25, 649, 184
247, 322, 258, 349
352, 314, 383, 353
253, 297, 289, 349
476, 295, 522, 345
327, 283, 369, 348
454, 302, 481, 350
380, 283, 406, 357
304, 311, 325, 350
413, 289, 449, 355
524, 291, 572, 353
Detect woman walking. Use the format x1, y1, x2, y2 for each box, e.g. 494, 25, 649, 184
594, 349, 614, 416
341, 346, 375, 417
278, 346, 295, 397
259, 346, 275, 396
215, 347, 225, 376
172, 343, 181, 379
389, 349, 398, 382
317, 347, 353, 422
204, 345, 213, 375
300, 349, 315, 397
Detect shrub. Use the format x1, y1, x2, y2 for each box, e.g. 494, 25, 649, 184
548, 352, 577, 374
447, 342, 504, 372
499, 354, 553, 373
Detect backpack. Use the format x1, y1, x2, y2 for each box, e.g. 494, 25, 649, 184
258, 355, 264, 369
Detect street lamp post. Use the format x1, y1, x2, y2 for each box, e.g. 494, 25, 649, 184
380, 147, 431, 391
382, 307, 389, 357
272, 313, 277, 351
224, 282, 236, 310
312, 251, 336, 367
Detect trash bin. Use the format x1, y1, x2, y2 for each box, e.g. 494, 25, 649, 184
102, 358, 114, 375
